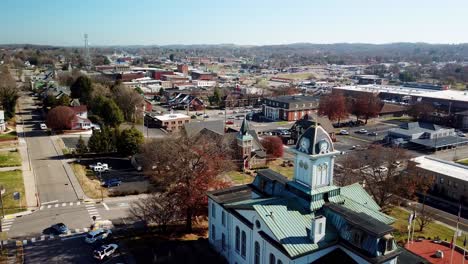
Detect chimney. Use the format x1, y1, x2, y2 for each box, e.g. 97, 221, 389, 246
310, 215, 326, 243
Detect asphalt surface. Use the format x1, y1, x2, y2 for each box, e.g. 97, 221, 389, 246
20, 95, 78, 204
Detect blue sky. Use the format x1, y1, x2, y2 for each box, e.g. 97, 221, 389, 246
2, 0, 468, 46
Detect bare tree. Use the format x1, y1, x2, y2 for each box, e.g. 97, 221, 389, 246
343, 145, 409, 211
112, 84, 144, 122
139, 133, 234, 232
416, 207, 435, 232
130, 192, 177, 233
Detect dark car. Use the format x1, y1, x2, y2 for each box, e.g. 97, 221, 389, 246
51, 223, 69, 234
102, 179, 122, 188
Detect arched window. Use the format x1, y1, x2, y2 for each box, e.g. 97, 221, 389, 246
254, 241, 260, 264
235, 227, 240, 252
241, 231, 246, 258
269, 253, 276, 264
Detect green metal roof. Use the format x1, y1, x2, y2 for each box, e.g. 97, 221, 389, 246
340, 183, 381, 211
341, 198, 395, 225
254, 199, 337, 258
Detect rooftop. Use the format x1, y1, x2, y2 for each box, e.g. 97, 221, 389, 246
154, 113, 189, 121
412, 156, 468, 182
267, 95, 319, 104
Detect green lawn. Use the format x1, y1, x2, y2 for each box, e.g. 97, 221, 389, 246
0, 170, 26, 215
457, 159, 468, 165
0, 131, 17, 140
225, 171, 253, 185
389, 207, 464, 247
0, 150, 21, 168
267, 159, 294, 179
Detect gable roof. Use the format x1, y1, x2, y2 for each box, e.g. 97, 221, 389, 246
70, 105, 87, 113
184, 120, 224, 138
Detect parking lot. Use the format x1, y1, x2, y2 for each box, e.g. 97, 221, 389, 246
78, 157, 153, 194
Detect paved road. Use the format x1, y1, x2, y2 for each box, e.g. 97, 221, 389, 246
20, 95, 78, 204
23, 233, 126, 264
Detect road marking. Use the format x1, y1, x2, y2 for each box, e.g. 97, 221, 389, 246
31, 238, 36, 243
54, 204, 59, 208
77, 202, 81, 206
87, 209, 98, 213
69, 202, 73, 206
47, 205, 51, 209
85, 204, 95, 208
62, 203, 66, 207
40, 235, 45, 241
39, 206, 44, 210
22, 240, 27, 245
42, 200, 59, 205
103, 203, 109, 210
61, 233, 86, 241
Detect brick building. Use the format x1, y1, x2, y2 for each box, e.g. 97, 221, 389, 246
177, 64, 189, 75
262, 95, 320, 121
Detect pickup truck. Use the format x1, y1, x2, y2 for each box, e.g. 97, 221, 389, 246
89, 162, 109, 172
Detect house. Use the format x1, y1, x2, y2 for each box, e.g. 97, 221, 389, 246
386, 122, 468, 150
0, 111, 6, 132
208, 124, 400, 264
411, 156, 468, 204
168, 93, 205, 111
263, 95, 320, 121
69, 106, 92, 130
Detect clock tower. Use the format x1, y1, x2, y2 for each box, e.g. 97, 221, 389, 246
292, 123, 339, 192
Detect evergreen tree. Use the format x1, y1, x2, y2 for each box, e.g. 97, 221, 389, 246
76, 135, 88, 154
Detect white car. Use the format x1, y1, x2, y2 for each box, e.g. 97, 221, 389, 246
357, 129, 368, 134
93, 244, 118, 260
339, 129, 349, 135
40, 123, 47, 130
84, 228, 112, 244
90, 162, 109, 172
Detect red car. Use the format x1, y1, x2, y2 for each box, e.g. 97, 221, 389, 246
225, 121, 234, 125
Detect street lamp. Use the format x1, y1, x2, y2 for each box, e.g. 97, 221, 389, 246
0, 186, 5, 219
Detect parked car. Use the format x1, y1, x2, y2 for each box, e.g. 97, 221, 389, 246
191, 115, 197, 119
85, 229, 112, 244
457, 132, 466, 137
203, 114, 209, 118
225, 121, 234, 125
51, 223, 69, 234
356, 129, 368, 134
93, 244, 118, 260
90, 163, 109, 172
218, 112, 224, 115
368, 132, 378, 136
40, 123, 47, 130
102, 178, 122, 188
196, 113, 203, 116
339, 129, 349, 135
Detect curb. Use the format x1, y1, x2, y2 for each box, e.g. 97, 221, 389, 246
3, 209, 35, 220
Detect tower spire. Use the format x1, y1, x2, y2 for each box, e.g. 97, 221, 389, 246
239, 118, 250, 135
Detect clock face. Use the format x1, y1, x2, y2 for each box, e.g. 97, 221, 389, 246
299, 138, 310, 152
319, 140, 329, 153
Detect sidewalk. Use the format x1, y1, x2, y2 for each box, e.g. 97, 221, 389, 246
16, 96, 38, 209
49, 135, 89, 201
0, 166, 21, 172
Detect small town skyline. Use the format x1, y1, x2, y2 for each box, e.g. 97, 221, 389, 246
2, 0, 468, 46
